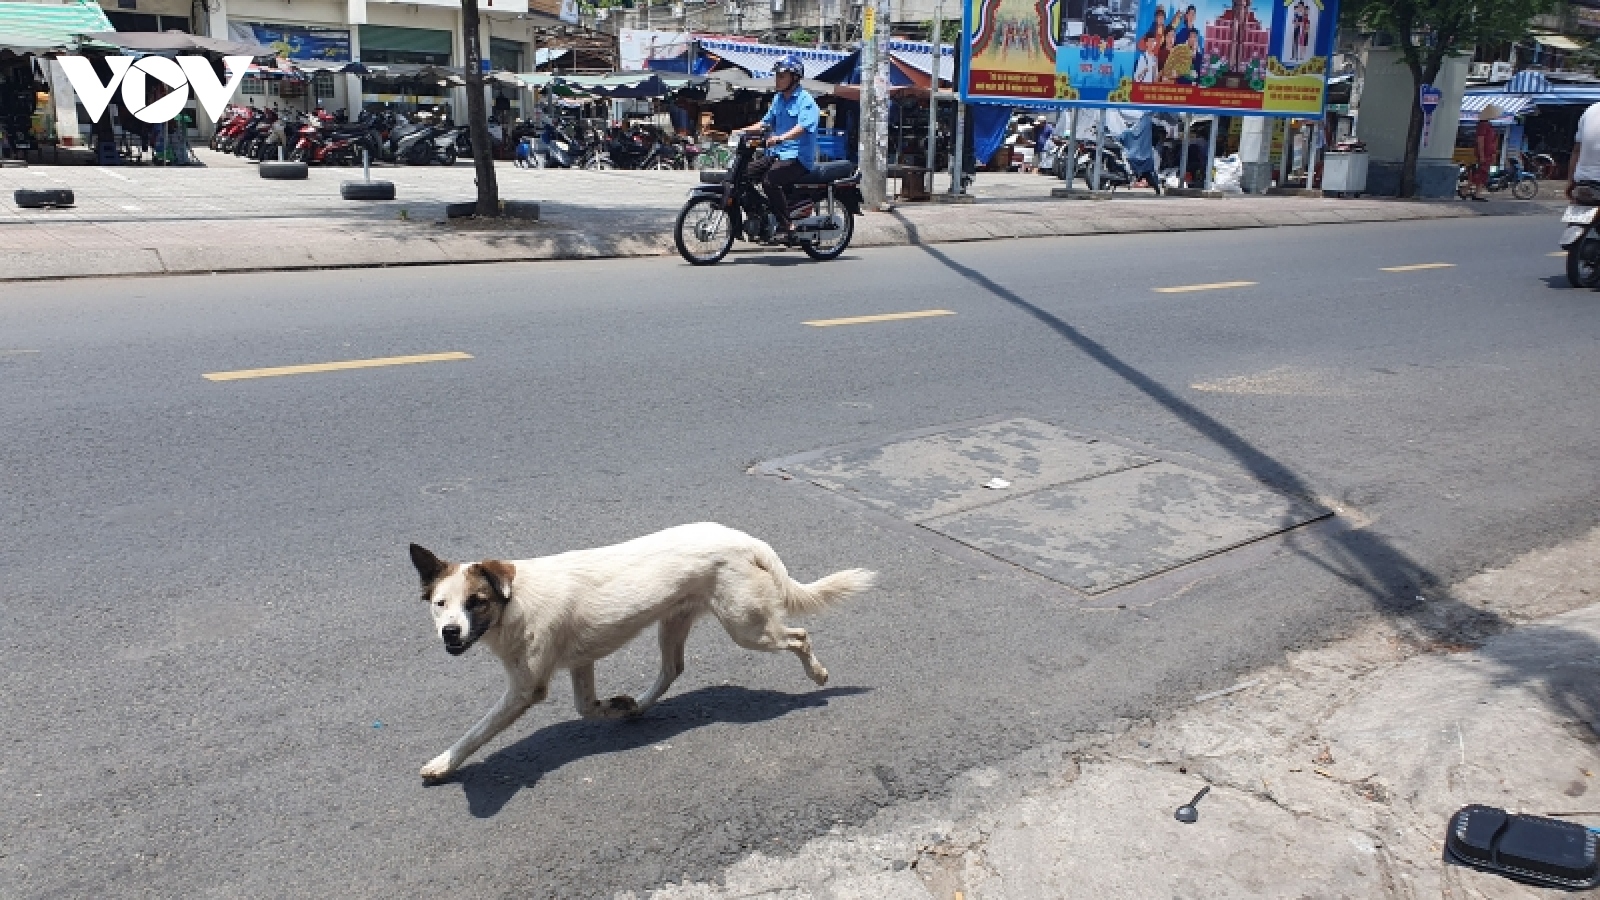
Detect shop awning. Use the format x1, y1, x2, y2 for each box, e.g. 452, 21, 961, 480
697, 40, 848, 79
0, 0, 114, 53
1458, 94, 1533, 123
1533, 34, 1583, 51
82, 30, 274, 57
887, 40, 954, 85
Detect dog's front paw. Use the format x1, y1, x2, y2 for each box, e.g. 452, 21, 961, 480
420, 753, 457, 781
810, 667, 829, 687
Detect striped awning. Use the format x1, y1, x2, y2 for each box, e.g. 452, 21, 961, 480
698, 40, 848, 79
887, 40, 954, 85
0, 0, 114, 53
1459, 94, 1534, 123
1506, 70, 1552, 94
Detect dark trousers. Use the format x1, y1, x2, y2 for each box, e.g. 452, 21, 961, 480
747, 155, 807, 225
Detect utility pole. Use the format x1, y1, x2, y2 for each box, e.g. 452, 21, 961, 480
857, 0, 891, 207
927, 0, 940, 185
460, 0, 500, 217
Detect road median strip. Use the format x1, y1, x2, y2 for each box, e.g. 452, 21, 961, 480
203, 351, 472, 381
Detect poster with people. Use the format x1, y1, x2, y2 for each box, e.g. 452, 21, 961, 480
962, 0, 1335, 115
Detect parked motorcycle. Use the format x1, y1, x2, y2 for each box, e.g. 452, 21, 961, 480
1561, 182, 1600, 287
1458, 157, 1538, 200
673, 128, 862, 266
1069, 138, 1135, 192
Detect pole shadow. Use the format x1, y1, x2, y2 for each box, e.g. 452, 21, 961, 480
435, 684, 871, 818
887, 211, 1548, 654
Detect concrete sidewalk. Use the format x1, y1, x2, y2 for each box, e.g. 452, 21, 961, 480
0, 150, 1531, 281
637, 527, 1600, 900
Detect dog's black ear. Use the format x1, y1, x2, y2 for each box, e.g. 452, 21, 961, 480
478, 559, 516, 602
410, 543, 449, 585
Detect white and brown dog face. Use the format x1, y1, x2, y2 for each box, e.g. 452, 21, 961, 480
409, 544, 516, 656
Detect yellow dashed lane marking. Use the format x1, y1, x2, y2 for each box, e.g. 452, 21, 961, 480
1380, 262, 1456, 272
204, 351, 473, 381
804, 309, 956, 327
1152, 281, 1258, 293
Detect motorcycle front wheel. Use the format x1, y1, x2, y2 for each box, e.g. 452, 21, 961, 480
439, 146, 457, 166
801, 197, 854, 262
674, 197, 735, 266
1567, 233, 1600, 288
1512, 178, 1537, 200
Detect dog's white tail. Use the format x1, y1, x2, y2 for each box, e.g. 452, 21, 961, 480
753, 543, 876, 615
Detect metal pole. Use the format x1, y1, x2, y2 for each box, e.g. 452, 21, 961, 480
363, 146, 370, 182
1279, 117, 1292, 186
1203, 115, 1217, 191
1179, 113, 1192, 187
1063, 107, 1078, 184
949, 100, 965, 194
927, 0, 941, 187
1090, 108, 1105, 192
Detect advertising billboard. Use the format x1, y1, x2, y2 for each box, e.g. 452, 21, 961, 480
228, 22, 352, 63
960, 0, 1338, 116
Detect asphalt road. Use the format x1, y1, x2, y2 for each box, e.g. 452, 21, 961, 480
2, 215, 1596, 898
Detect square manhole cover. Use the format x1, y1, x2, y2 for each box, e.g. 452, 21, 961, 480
921, 461, 1329, 593
783, 417, 1155, 522
775, 417, 1330, 594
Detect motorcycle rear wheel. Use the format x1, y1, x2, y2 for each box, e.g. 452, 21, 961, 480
440, 146, 457, 166
1512, 179, 1537, 200
674, 197, 735, 266
1567, 234, 1600, 288
800, 197, 854, 262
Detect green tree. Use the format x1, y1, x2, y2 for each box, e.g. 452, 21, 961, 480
1343, 0, 1555, 196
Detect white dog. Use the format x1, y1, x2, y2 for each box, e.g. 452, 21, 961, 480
410, 522, 875, 780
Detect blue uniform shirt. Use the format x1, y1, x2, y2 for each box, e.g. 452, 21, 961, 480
761, 87, 820, 170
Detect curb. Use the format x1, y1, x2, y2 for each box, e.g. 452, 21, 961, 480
0, 203, 1481, 283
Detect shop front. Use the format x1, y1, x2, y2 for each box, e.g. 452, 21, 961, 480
0, 0, 118, 161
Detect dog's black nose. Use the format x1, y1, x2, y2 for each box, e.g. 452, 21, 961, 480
442, 625, 462, 642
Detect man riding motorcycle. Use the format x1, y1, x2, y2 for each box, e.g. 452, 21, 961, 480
733, 54, 820, 242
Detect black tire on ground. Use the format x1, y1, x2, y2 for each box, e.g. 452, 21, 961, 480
1567, 235, 1600, 288
445, 201, 479, 218
1512, 179, 1537, 201
801, 205, 854, 262
503, 200, 539, 220
260, 161, 309, 180
14, 188, 74, 208
341, 180, 396, 201
674, 196, 735, 266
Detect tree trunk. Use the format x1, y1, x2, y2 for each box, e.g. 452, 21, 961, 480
460, 0, 500, 217
1398, 57, 1443, 199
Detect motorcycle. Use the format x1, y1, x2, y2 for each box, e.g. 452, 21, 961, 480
1061, 137, 1135, 191
1560, 182, 1600, 287
673, 128, 863, 266
1458, 157, 1538, 200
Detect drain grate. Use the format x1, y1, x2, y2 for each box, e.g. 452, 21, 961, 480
774, 417, 1330, 594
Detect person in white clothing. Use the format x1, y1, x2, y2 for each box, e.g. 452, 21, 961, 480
1566, 101, 1600, 200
